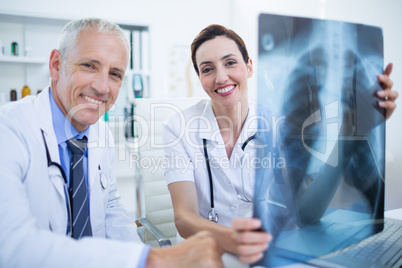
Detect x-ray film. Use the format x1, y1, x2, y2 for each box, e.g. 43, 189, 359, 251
254, 13, 386, 267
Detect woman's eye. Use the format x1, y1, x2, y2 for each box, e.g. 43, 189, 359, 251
226, 60, 236, 66
202, 67, 212, 74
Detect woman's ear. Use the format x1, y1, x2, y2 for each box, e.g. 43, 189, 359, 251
247, 59, 253, 78
49, 49, 62, 81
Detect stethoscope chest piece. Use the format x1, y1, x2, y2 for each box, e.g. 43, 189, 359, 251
208, 210, 219, 223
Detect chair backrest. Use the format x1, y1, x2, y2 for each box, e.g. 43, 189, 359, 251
133, 97, 206, 246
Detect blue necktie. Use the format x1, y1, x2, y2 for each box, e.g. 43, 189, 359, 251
67, 137, 92, 239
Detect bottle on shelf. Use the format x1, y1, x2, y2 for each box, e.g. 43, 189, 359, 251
10, 89, 17, 101
133, 74, 144, 98
11, 41, 19, 56
22, 85, 31, 98
104, 111, 109, 122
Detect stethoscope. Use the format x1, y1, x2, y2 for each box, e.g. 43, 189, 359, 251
203, 133, 256, 223
40, 129, 108, 237
41, 129, 72, 237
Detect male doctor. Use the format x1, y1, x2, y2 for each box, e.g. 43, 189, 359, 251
0, 18, 269, 267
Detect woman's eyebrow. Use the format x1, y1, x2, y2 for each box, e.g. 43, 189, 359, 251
221, 53, 236, 60
199, 60, 212, 67
199, 53, 237, 67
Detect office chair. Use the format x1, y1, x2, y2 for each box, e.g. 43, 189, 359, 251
133, 97, 205, 247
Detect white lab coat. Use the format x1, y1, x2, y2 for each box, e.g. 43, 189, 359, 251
0, 87, 145, 268
163, 99, 264, 227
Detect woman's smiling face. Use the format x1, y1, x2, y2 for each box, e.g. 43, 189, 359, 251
196, 36, 253, 110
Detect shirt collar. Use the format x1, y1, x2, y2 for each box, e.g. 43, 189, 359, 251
238, 102, 258, 145
49, 89, 89, 145
198, 100, 258, 145
198, 100, 221, 142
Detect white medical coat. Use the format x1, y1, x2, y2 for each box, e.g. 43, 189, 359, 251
0, 87, 144, 268
163, 99, 263, 227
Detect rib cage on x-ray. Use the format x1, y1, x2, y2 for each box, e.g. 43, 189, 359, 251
259, 16, 384, 135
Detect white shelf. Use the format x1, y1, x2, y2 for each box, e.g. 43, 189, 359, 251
0, 11, 151, 99
0, 55, 47, 64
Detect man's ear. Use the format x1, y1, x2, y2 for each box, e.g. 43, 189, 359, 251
49, 49, 62, 81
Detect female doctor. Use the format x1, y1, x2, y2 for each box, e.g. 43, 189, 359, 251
162, 24, 397, 258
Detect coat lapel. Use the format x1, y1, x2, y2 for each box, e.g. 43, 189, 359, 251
34, 87, 65, 198
197, 101, 230, 178
197, 101, 259, 180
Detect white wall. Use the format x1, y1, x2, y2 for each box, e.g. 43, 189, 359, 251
0, 0, 232, 99
231, 0, 402, 210
1, 0, 400, 209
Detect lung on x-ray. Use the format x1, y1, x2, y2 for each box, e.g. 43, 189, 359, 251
254, 13, 386, 267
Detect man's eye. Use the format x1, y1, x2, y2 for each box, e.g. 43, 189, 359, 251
111, 72, 122, 79
82, 63, 93, 69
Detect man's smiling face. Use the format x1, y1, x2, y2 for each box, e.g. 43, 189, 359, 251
50, 29, 128, 132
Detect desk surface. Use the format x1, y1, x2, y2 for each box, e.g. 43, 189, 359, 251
223, 209, 402, 268
385, 208, 402, 220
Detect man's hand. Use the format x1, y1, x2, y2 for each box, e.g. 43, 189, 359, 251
231, 218, 272, 264
377, 63, 398, 119
146, 231, 224, 268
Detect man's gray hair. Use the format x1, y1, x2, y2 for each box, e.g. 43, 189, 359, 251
58, 18, 130, 72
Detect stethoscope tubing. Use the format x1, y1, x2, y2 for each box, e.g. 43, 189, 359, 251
203, 133, 256, 222
203, 139, 215, 211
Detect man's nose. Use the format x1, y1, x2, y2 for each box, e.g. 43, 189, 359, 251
91, 72, 110, 94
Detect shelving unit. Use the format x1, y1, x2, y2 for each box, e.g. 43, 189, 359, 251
0, 11, 151, 104
0, 55, 47, 64
0, 12, 66, 102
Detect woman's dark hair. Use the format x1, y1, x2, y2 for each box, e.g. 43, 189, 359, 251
191, 24, 249, 76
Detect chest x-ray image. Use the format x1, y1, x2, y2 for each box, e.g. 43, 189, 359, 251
254, 13, 386, 267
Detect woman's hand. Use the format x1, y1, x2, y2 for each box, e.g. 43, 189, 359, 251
377, 63, 398, 119
231, 218, 272, 264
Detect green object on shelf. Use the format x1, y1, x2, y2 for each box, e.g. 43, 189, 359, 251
11, 42, 18, 56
